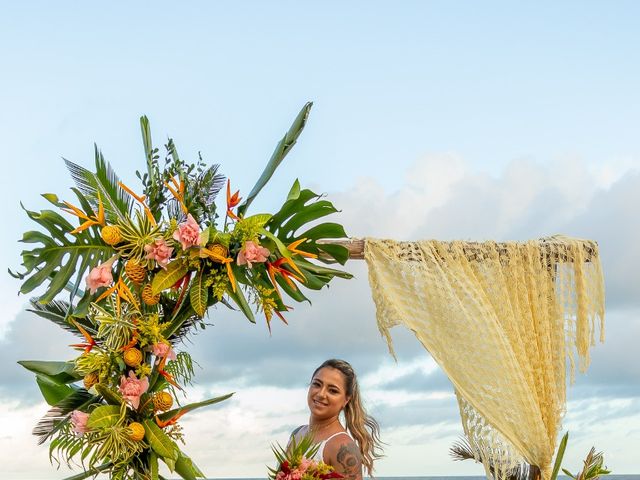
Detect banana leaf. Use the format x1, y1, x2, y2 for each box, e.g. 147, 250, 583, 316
18, 360, 82, 384
36, 374, 77, 406
237, 102, 313, 217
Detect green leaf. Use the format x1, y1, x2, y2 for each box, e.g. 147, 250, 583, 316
175, 451, 206, 480
237, 102, 313, 217
61, 462, 113, 480
36, 374, 76, 406
286, 179, 301, 202
279, 201, 338, 238
268, 188, 319, 232
94, 384, 123, 406
550, 432, 569, 480
295, 222, 347, 241
64, 148, 132, 223
143, 419, 179, 462
317, 243, 350, 265
87, 405, 121, 429
225, 280, 255, 323
189, 271, 208, 317
158, 392, 234, 421
16, 197, 113, 303
152, 260, 188, 295
18, 360, 82, 384
150, 451, 160, 480
209, 230, 231, 247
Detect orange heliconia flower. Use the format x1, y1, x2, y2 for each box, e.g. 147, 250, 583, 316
226, 180, 241, 221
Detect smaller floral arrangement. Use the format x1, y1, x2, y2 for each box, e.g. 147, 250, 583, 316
268, 433, 343, 480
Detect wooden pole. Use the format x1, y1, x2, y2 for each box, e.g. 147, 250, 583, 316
318, 238, 599, 263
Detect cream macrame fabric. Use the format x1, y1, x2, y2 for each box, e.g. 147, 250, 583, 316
364, 236, 605, 479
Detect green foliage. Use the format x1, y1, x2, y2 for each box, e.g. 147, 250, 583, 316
92, 303, 136, 350
550, 431, 569, 480
237, 102, 313, 217
12, 193, 112, 303
562, 445, 611, 480
64, 147, 132, 223
164, 352, 197, 387
189, 271, 208, 317
152, 260, 189, 295
268, 431, 320, 480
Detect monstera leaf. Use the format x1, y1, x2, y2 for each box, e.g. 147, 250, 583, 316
12, 191, 112, 304
268, 180, 350, 266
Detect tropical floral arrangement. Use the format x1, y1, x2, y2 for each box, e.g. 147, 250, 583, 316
268, 433, 343, 480
11, 102, 352, 480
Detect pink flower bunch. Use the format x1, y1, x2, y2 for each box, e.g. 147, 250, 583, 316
173, 214, 200, 250
151, 342, 177, 363
70, 410, 90, 436
275, 457, 340, 480
144, 239, 173, 269
85, 257, 115, 294
118, 371, 149, 409
237, 240, 270, 268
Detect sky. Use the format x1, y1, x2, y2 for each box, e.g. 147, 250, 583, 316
1, 1, 639, 478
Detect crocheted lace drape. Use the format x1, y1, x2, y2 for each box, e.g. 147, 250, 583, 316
364, 236, 605, 479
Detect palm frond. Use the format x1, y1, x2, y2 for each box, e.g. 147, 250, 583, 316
449, 437, 535, 480
34, 389, 97, 445
27, 298, 96, 337
64, 147, 131, 224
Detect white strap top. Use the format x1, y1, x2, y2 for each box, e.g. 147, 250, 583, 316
311, 430, 353, 462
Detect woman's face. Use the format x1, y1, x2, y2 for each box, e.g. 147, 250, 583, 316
307, 366, 350, 421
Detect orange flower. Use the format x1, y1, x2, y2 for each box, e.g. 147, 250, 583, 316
69, 320, 97, 353
267, 257, 305, 299
226, 180, 241, 221
62, 193, 105, 234
287, 238, 318, 259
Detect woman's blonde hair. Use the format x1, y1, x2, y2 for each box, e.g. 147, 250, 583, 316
312, 359, 384, 475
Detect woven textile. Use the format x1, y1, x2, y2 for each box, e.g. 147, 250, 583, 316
364, 236, 605, 479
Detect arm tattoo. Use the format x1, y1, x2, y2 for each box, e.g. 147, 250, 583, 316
335, 442, 362, 480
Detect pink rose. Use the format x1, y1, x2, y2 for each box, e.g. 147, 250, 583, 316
85, 257, 115, 294
70, 410, 90, 436
237, 240, 270, 268
152, 342, 177, 362
144, 239, 174, 269
173, 214, 200, 250
118, 371, 149, 409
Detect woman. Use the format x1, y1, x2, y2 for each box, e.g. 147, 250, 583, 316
290, 359, 383, 480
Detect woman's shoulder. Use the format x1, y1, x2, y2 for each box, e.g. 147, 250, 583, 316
291, 424, 307, 437
323, 431, 362, 479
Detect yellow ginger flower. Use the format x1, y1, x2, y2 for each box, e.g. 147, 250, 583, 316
83, 371, 99, 390
101, 225, 123, 245
127, 422, 146, 442
142, 284, 160, 305
152, 391, 173, 411
123, 347, 143, 367
125, 259, 146, 285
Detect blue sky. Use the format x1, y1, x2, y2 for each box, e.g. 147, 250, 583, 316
1, 1, 639, 477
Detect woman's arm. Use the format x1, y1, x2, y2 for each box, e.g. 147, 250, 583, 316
324, 436, 363, 480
